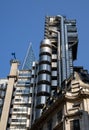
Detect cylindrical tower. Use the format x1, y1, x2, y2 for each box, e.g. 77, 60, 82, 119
36, 39, 52, 118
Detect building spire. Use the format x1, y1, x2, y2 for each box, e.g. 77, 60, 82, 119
22, 43, 35, 70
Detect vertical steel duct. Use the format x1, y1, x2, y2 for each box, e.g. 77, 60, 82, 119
58, 15, 67, 82
65, 24, 70, 78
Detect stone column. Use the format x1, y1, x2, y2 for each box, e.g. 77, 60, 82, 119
0, 60, 19, 130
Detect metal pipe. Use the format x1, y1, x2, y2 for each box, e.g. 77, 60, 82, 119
49, 29, 61, 87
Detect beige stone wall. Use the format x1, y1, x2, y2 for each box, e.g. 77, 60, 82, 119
10, 61, 19, 76
42, 97, 89, 130
0, 60, 19, 130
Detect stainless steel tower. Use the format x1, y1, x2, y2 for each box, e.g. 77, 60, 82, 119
44, 15, 78, 88
36, 39, 52, 118
30, 15, 78, 124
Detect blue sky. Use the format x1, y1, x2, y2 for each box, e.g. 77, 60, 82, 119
0, 0, 89, 78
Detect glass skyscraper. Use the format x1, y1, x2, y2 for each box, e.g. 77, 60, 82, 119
22, 43, 35, 70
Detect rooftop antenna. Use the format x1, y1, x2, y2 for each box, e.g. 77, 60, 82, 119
11, 52, 16, 59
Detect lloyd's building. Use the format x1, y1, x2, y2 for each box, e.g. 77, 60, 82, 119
0, 15, 89, 130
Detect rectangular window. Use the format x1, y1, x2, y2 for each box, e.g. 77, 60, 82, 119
70, 119, 80, 130
73, 102, 80, 108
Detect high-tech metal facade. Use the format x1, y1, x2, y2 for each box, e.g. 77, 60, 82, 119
44, 15, 78, 87
8, 69, 31, 130
30, 15, 78, 124
0, 60, 32, 130
0, 15, 79, 129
